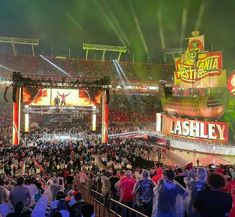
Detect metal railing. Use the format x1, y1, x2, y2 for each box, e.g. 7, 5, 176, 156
81, 185, 148, 217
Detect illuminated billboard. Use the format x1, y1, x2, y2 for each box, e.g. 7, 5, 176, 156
174, 32, 226, 88
23, 88, 101, 106
156, 113, 228, 144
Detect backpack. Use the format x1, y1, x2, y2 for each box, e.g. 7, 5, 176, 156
136, 179, 154, 204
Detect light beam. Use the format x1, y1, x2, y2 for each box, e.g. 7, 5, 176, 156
179, 8, 188, 48
129, 1, 150, 60
94, 0, 127, 46
157, 10, 166, 50
195, 2, 206, 30
40, 55, 71, 77
101, 1, 130, 46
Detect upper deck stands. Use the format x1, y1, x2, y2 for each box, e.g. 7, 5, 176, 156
0, 55, 173, 82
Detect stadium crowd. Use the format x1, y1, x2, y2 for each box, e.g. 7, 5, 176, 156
0, 123, 234, 217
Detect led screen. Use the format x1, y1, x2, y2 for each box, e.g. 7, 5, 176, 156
23, 88, 101, 106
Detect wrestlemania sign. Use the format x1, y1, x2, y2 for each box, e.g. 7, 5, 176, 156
175, 52, 222, 83
174, 33, 225, 88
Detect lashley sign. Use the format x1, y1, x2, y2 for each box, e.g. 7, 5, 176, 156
156, 113, 228, 144
170, 120, 226, 140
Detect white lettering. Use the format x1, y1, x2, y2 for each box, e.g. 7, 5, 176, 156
156, 113, 162, 132
182, 121, 190, 136
174, 121, 182, 135
168, 118, 227, 142
216, 124, 225, 140
190, 121, 200, 137
208, 124, 216, 139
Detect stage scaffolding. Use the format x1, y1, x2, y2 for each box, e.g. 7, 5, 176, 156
1, 72, 111, 145
0, 71, 161, 145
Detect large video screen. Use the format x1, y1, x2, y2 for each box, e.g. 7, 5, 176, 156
23, 88, 101, 106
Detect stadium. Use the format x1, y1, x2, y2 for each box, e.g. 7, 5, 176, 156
0, 0, 234, 217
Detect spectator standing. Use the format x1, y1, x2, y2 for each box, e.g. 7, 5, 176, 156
50, 178, 64, 201
187, 167, 207, 217
133, 170, 155, 216
109, 170, 120, 200
9, 177, 31, 209
152, 169, 188, 217
100, 171, 111, 197
115, 170, 136, 207
78, 169, 88, 187
193, 173, 232, 217
23, 177, 38, 206
152, 167, 163, 184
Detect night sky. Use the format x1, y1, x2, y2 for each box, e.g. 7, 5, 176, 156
0, 0, 235, 72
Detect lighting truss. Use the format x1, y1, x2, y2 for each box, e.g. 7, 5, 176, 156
0, 72, 161, 94
11, 72, 111, 89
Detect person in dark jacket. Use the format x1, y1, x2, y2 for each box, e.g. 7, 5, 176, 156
193, 172, 232, 217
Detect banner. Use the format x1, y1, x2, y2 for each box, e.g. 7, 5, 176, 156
175, 52, 224, 87
174, 33, 226, 88
157, 114, 228, 144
